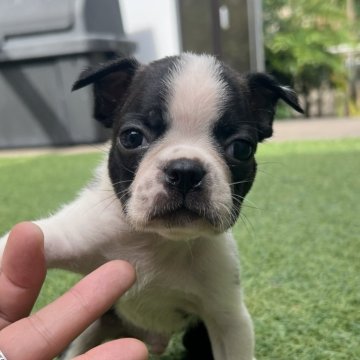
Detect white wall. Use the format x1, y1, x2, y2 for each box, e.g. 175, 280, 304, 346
119, 0, 181, 63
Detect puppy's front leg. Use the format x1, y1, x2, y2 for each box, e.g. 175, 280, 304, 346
0, 176, 125, 273
196, 235, 255, 360
202, 298, 254, 360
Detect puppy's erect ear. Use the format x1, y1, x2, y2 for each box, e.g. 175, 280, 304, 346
72, 57, 140, 128
246, 73, 304, 141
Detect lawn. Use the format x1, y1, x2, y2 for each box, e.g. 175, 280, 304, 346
0, 138, 359, 359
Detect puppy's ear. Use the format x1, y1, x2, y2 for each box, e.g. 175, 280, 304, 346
72, 57, 140, 128
246, 73, 304, 141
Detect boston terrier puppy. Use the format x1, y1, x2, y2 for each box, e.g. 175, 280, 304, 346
0, 53, 303, 359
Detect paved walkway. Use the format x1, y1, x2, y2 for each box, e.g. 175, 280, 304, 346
271, 117, 360, 142
0, 117, 359, 157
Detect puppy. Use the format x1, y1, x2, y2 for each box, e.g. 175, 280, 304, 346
0, 53, 303, 359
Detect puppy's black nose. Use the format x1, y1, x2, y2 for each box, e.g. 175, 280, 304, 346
164, 158, 206, 195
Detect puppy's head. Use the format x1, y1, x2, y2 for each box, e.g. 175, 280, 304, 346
73, 54, 303, 239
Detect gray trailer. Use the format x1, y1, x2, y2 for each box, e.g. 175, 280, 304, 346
0, 0, 134, 148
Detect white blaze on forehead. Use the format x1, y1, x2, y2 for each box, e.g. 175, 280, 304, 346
166, 53, 228, 133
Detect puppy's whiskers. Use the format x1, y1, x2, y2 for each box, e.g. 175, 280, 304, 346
257, 160, 283, 167
231, 194, 261, 211
229, 179, 253, 186
111, 179, 133, 187
185, 239, 195, 265
238, 212, 255, 239
215, 202, 233, 230
91, 187, 128, 213
96, 194, 120, 213
256, 168, 275, 177
228, 178, 255, 186
89, 143, 110, 154
116, 188, 130, 202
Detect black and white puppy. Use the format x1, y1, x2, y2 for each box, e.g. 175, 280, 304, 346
0, 53, 303, 359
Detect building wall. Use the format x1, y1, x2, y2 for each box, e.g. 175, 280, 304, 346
119, 0, 181, 63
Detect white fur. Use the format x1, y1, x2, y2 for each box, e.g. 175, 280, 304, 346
0, 54, 255, 360
166, 53, 228, 133
0, 157, 254, 359
126, 136, 233, 236
126, 54, 232, 237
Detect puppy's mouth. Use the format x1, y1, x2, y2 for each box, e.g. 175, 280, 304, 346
148, 205, 202, 225
145, 191, 219, 228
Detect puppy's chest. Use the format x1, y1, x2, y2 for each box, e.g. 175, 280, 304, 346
112, 239, 205, 333
116, 284, 199, 334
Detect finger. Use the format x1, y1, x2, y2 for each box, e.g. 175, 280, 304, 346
0, 222, 46, 330
0, 260, 135, 360
75, 338, 148, 360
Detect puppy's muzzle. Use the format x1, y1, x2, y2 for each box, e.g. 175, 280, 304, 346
146, 157, 210, 224
163, 158, 206, 195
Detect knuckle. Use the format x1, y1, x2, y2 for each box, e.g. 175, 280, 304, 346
68, 287, 93, 316
27, 313, 54, 350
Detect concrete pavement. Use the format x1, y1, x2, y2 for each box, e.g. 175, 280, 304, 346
271, 117, 360, 142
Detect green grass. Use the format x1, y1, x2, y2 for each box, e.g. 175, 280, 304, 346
237, 139, 360, 359
0, 139, 359, 359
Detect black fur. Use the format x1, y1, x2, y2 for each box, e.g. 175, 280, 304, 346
72, 57, 140, 128
107, 57, 179, 209
72, 54, 304, 357
73, 56, 303, 216
182, 321, 214, 360
246, 72, 304, 141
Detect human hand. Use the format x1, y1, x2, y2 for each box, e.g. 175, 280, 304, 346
0, 222, 148, 360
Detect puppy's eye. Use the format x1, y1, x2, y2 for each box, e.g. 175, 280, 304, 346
119, 129, 148, 149
226, 140, 253, 161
